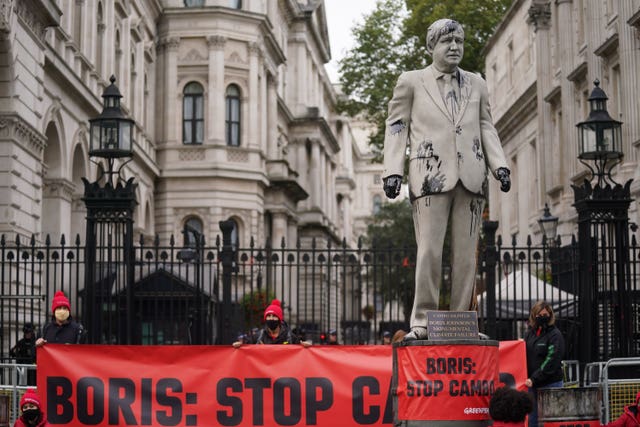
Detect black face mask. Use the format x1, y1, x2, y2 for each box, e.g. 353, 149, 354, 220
22, 408, 41, 425
266, 319, 280, 331
535, 315, 550, 328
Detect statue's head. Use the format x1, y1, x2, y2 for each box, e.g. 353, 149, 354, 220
426, 19, 464, 72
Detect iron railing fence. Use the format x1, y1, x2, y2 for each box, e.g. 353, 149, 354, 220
2, 220, 639, 362
477, 222, 581, 360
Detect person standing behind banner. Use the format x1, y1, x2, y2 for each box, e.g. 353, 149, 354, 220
35, 291, 85, 347
13, 389, 50, 427
10, 323, 36, 363
524, 301, 565, 427
233, 299, 311, 348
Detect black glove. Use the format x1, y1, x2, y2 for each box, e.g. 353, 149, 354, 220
496, 168, 511, 192
383, 175, 402, 199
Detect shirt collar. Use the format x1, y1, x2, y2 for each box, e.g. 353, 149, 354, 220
433, 67, 459, 81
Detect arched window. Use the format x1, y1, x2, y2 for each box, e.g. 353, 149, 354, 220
183, 217, 204, 247
225, 85, 241, 146
183, 82, 204, 145
228, 218, 239, 251
372, 194, 382, 215
229, 0, 242, 9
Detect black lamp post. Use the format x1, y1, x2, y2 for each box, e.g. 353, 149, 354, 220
576, 79, 623, 186
83, 75, 137, 344
538, 203, 559, 245
573, 79, 634, 364
89, 75, 134, 184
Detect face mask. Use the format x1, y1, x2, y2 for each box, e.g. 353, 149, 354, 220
266, 319, 280, 331
22, 408, 41, 425
536, 315, 550, 327
55, 309, 70, 322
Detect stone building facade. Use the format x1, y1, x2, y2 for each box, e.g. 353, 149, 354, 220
0, 0, 383, 250
485, 0, 640, 243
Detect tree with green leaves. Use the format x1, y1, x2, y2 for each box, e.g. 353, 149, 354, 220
338, 0, 512, 158
365, 199, 416, 322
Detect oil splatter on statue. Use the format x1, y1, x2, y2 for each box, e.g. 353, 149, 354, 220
382, 19, 511, 341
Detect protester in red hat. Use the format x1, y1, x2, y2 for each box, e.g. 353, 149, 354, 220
35, 291, 85, 347
603, 391, 640, 427
14, 389, 49, 427
233, 299, 311, 347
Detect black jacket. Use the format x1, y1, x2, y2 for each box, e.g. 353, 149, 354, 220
256, 321, 299, 345
524, 324, 565, 387
41, 316, 85, 345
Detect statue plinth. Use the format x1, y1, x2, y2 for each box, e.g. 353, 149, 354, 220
392, 331, 498, 425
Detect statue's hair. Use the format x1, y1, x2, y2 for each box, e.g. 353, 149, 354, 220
425, 19, 464, 57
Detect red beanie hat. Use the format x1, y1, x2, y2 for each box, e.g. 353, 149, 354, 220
51, 290, 70, 313
20, 389, 41, 410
264, 299, 283, 321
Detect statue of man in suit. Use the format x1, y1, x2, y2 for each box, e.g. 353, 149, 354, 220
382, 19, 511, 341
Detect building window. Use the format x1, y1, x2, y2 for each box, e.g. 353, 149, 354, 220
225, 84, 241, 146
184, 0, 205, 6
373, 195, 382, 215
183, 82, 204, 145
183, 217, 203, 247
229, 0, 242, 9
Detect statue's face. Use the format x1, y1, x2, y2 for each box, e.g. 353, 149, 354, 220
431, 28, 464, 72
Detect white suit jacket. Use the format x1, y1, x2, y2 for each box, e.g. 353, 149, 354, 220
383, 65, 508, 201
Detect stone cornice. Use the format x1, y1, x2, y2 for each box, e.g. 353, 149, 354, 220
0, 114, 47, 157
43, 177, 76, 201
15, 0, 61, 43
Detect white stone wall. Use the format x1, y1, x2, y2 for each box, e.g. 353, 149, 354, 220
485, 0, 640, 244
0, 0, 370, 252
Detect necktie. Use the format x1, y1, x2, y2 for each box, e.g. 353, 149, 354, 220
444, 73, 459, 118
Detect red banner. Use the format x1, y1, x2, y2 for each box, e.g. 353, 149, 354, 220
396, 344, 499, 420
543, 421, 600, 427
37, 340, 526, 426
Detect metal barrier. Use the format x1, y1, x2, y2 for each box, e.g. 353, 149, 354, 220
583, 358, 640, 423
0, 363, 36, 426
562, 360, 580, 387
601, 358, 640, 423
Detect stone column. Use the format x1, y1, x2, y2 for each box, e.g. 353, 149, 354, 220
271, 211, 288, 248
267, 75, 278, 160
207, 35, 226, 144
164, 37, 180, 144
310, 142, 321, 208
527, 0, 553, 197
557, 0, 577, 183
618, 0, 639, 163
248, 41, 261, 149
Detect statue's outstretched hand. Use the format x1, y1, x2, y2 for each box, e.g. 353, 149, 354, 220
496, 168, 511, 192
383, 175, 402, 199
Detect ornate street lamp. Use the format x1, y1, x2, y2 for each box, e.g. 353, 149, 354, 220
576, 79, 623, 186
83, 75, 137, 344
573, 78, 634, 363
89, 75, 134, 183
538, 203, 558, 244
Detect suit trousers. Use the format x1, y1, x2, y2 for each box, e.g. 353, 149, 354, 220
410, 183, 485, 329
